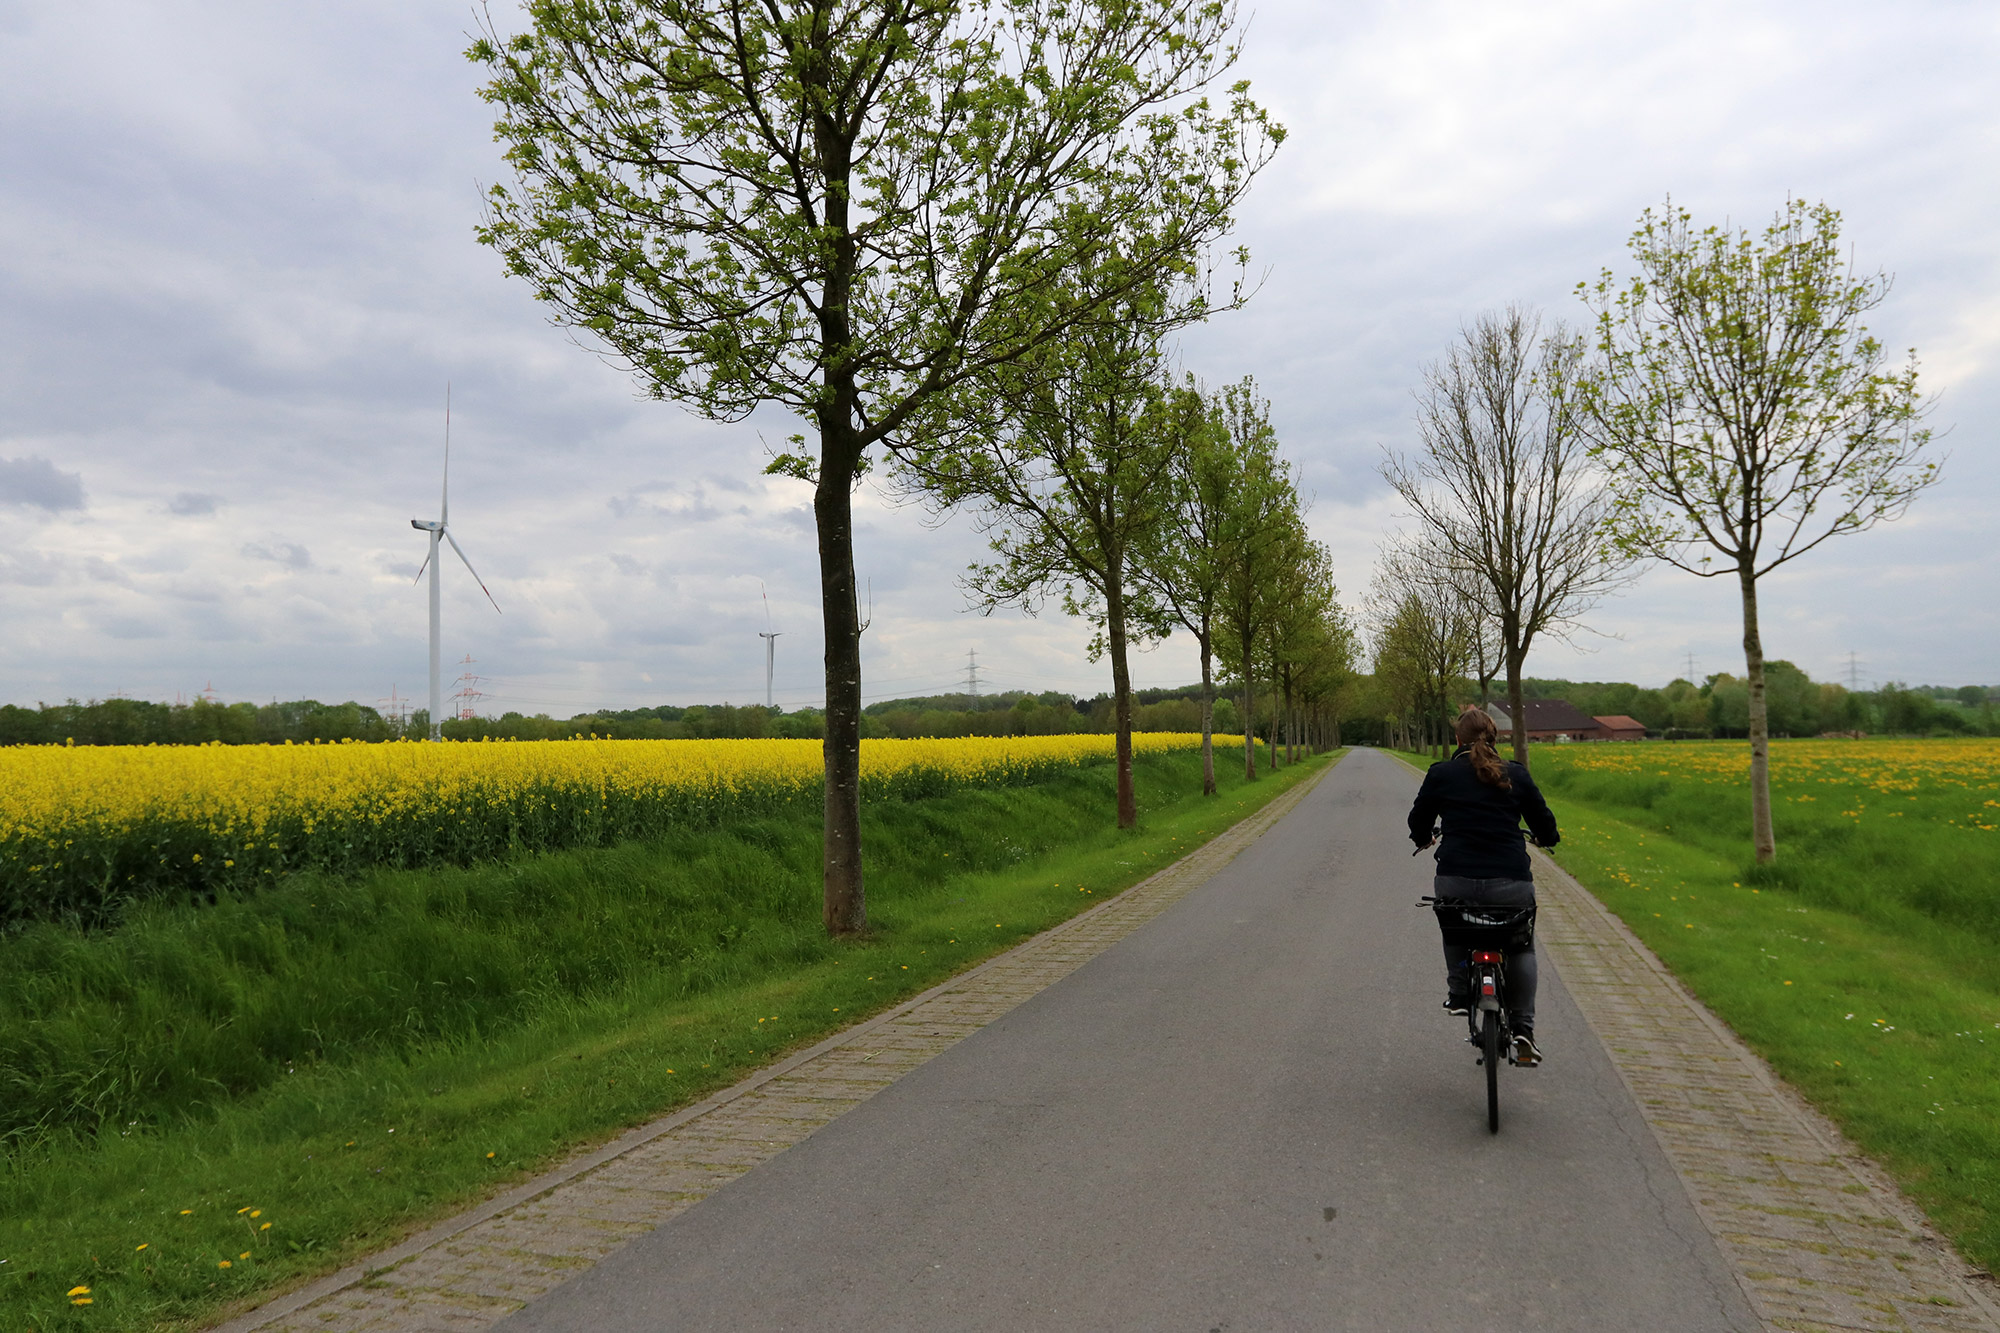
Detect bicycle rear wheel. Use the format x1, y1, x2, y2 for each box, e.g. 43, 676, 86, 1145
1482, 1009, 1501, 1133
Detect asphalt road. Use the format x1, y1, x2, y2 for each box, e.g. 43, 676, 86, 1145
500, 748, 1760, 1332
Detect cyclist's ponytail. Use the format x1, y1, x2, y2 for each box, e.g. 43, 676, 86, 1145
1455, 708, 1512, 790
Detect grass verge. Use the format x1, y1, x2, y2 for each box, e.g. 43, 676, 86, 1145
2, 747, 1334, 1331
1540, 801, 2000, 1276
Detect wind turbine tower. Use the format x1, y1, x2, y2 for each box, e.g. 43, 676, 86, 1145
411, 386, 501, 740
759, 582, 782, 709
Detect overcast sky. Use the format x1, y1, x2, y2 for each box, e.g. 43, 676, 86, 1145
2, 0, 1994, 715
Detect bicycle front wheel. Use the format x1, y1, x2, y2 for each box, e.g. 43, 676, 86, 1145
1482, 1009, 1501, 1133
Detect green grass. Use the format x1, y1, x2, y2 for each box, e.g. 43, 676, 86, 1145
1520, 742, 2000, 1276
0, 747, 1333, 1331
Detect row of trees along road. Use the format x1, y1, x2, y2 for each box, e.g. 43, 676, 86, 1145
470, 0, 1283, 933
1375, 197, 1937, 864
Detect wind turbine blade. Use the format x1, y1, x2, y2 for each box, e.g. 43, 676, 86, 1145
445, 531, 501, 613
761, 579, 772, 633
440, 383, 451, 526
412, 547, 433, 585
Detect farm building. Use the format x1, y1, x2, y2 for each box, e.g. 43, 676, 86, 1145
1486, 700, 1604, 742
1592, 714, 1648, 741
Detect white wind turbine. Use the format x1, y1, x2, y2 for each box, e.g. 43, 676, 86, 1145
411, 387, 501, 740
759, 582, 781, 710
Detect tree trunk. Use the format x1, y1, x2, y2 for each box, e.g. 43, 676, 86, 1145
1505, 644, 1528, 768
1740, 563, 1776, 863
1241, 628, 1257, 781
1198, 617, 1217, 797
1106, 563, 1137, 829
1283, 679, 1295, 763
815, 452, 866, 935
812, 123, 866, 937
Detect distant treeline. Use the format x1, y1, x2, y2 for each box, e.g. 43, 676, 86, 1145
1513, 669, 1997, 739
6, 671, 1987, 747
0, 687, 1245, 747
1334, 664, 1997, 746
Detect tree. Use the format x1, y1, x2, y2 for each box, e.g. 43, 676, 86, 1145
1580, 198, 1937, 863
1293, 600, 1359, 753
1368, 536, 1478, 756
903, 279, 1181, 830
1210, 380, 1300, 780
1383, 306, 1629, 766
1130, 375, 1247, 795
471, 0, 1278, 932
1264, 536, 1339, 764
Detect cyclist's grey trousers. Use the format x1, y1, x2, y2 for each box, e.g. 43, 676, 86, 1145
1435, 874, 1537, 1031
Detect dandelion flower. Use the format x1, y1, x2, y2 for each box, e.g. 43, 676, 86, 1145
218, 1260, 232, 1269
68, 1286, 91, 1297
260, 1223, 271, 1231
135, 1243, 148, 1251
240, 1251, 251, 1260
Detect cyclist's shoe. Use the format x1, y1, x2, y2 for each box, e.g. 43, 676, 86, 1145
1442, 995, 1470, 1017
1512, 1029, 1543, 1066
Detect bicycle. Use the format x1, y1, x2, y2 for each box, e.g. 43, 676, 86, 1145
1419, 895, 1538, 1134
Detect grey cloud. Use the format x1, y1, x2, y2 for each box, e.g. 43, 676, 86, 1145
0, 455, 85, 510
169, 491, 219, 515
242, 540, 311, 569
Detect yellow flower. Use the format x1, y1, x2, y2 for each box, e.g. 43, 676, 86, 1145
218, 1260, 232, 1269
67, 1286, 90, 1297
136, 1243, 148, 1251
260, 1222, 272, 1231
1, 735, 1207, 905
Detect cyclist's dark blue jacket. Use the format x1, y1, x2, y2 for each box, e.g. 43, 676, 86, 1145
1407, 747, 1561, 880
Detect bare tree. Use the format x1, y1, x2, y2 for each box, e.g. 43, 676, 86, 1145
1368, 536, 1478, 757
1383, 306, 1629, 765
1580, 199, 1937, 863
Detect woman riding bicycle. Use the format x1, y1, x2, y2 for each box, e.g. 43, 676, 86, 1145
1407, 707, 1560, 1066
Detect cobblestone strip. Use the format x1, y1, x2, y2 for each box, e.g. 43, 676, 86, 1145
216, 766, 1333, 1333
1533, 851, 2000, 1333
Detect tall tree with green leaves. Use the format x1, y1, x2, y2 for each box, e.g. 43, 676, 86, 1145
1580, 199, 1937, 863
470, 0, 1278, 932
1131, 376, 1236, 795
1265, 536, 1338, 763
1209, 380, 1300, 780
902, 278, 1181, 829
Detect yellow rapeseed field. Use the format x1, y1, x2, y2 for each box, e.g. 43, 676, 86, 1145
1, 733, 1206, 923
